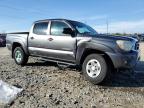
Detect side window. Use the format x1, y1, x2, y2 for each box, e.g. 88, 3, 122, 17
33, 22, 48, 35
50, 21, 70, 36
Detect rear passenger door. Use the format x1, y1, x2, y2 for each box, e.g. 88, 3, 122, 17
46, 20, 77, 62
28, 21, 50, 56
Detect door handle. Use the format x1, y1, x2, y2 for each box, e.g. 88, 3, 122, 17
30, 37, 34, 40
48, 38, 53, 41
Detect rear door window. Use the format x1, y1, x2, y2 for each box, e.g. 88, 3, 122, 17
33, 22, 48, 35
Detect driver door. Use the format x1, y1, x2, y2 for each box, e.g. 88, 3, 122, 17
45, 20, 77, 62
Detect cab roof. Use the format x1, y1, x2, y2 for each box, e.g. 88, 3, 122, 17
34, 18, 75, 23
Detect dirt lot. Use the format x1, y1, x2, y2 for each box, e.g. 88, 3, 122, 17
0, 43, 144, 108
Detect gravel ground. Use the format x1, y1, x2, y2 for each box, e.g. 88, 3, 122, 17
0, 43, 144, 108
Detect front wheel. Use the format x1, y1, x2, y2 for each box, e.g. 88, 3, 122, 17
13, 47, 28, 65
82, 54, 108, 84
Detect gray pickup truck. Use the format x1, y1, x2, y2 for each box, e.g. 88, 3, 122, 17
6, 19, 139, 84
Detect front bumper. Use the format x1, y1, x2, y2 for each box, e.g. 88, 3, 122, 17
107, 51, 140, 69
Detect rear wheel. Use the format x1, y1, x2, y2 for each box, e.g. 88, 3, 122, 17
13, 47, 28, 65
82, 54, 108, 84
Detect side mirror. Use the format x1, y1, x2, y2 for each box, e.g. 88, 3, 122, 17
63, 28, 75, 36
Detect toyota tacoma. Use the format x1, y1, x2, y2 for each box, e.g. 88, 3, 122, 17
6, 19, 140, 84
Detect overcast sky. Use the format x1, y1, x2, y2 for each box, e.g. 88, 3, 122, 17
0, 0, 144, 33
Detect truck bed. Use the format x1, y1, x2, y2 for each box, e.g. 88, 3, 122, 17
6, 32, 29, 51
8, 32, 29, 35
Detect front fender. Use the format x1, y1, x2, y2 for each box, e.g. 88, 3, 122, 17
76, 41, 116, 65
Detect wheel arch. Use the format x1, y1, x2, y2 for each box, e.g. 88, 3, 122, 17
12, 42, 28, 58
78, 48, 114, 69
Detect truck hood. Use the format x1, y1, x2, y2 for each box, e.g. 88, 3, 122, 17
93, 34, 136, 42
77, 34, 137, 46
78, 34, 137, 42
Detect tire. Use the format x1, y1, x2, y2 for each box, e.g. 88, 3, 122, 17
82, 54, 108, 84
13, 47, 28, 65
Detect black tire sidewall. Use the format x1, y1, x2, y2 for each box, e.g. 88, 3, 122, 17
82, 54, 108, 84
13, 47, 26, 65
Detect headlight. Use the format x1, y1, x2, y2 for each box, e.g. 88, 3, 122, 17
116, 40, 133, 52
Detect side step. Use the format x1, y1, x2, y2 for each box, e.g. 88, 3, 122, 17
57, 62, 75, 68
38, 57, 76, 68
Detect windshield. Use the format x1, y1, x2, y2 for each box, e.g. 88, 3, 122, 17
69, 21, 98, 36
